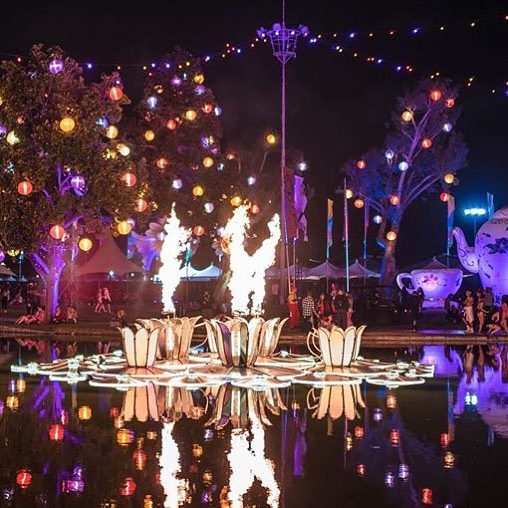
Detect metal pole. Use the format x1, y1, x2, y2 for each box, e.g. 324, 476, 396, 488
279, 54, 288, 304
343, 178, 350, 292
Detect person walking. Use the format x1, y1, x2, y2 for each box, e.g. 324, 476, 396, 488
301, 288, 316, 332
94, 287, 106, 313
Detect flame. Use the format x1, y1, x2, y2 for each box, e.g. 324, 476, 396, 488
159, 421, 185, 508
158, 205, 191, 314
224, 205, 280, 315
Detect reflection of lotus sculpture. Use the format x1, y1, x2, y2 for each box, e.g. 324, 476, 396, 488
307, 382, 365, 421
122, 384, 159, 422
157, 385, 207, 422
120, 326, 159, 367
312, 326, 367, 367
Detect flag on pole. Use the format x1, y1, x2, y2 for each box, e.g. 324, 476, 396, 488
294, 175, 308, 242
447, 195, 455, 249
326, 198, 333, 259
487, 192, 494, 219
284, 166, 298, 239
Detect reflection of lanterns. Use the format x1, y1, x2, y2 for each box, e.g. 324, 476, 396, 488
354, 198, 364, 208
192, 444, 203, 458
422, 138, 432, 149
202, 156, 214, 168
354, 426, 364, 439
184, 109, 197, 121
144, 130, 155, 141
50, 225, 65, 240
133, 449, 147, 470
193, 225, 205, 236
105, 125, 118, 139
49, 423, 65, 441
386, 231, 397, 241
401, 110, 413, 122
16, 470, 32, 489
17, 180, 33, 196
356, 160, 366, 169
122, 172, 137, 187
109, 86, 123, 101
6, 394, 19, 411
192, 185, 204, 197
440, 192, 450, 202
390, 429, 400, 446
120, 477, 137, 496
444, 173, 455, 184
430, 90, 442, 101
59, 117, 76, 132
422, 488, 433, 505
117, 221, 132, 235
117, 428, 135, 446
230, 195, 242, 207
78, 237, 93, 252
389, 195, 399, 205
78, 405, 92, 421
134, 198, 148, 213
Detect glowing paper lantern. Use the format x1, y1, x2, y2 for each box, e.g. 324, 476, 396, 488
445, 98, 455, 108
0, 124, 7, 136
444, 173, 455, 184
247, 175, 257, 186
354, 198, 365, 208
443, 122, 452, 132
147, 96, 157, 109
6, 131, 19, 145
122, 172, 137, 187
117, 221, 132, 235
194, 74, 204, 84
386, 231, 397, 241
389, 195, 399, 205
16, 470, 32, 488
71, 175, 86, 191
204, 202, 214, 213
133, 449, 147, 470
214, 106, 222, 116
105, 125, 118, 139
172, 179, 183, 190
421, 138, 432, 149
117, 143, 131, 156
401, 110, 413, 122
49, 423, 65, 441
59, 117, 75, 133
202, 104, 213, 114
134, 198, 148, 212
109, 86, 124, 101
202, 157, 214, 168
356, 160, 366, 169
117, 428, 134, 446
193, 225, 205, 236
230, 195, 242, 207
265, 133, 277, 145
430, 90, 442, 101
440, 192, 450, 202
16, 379, 26, 393
354, 426, 364, 439
49, 58, 64, 74
0, 251, 5, 263
184, 109, 197, 121
156, 157, 169, 169
345, 189, 353, 199
78, 237, 93, 252
166, 119, 178, 130
50, 225, 65, 240
78, 405, 92, 420
251, 204, 260, 214
192, 185, 204, 197
384, 149, 395, 160
144, 130, 155, 141
7, 249, 19, 257
120, 477, 137, 496
17, 180, 33, 196
6, 394, 19, 410
398, 161, 409, 171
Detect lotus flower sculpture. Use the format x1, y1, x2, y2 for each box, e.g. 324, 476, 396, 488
312, 325, 367, 367
120, 326, 159, 368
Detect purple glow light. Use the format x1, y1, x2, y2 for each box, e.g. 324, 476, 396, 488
0, 125, 6, 136
147, 96, 158, 109
171, 76, 182, 86
49, 59, 64, 74
71, 175, 86, 192
195, 85, 205, 95
0, 250, 5, 263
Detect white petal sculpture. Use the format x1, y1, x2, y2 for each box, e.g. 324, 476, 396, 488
120, 326, 159, 368
122, 384, 160, 422
316, 325, 367, 367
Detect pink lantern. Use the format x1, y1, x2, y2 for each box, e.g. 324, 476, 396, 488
121, 172, 137, 187
422, 138, 432, 149
49, 59, 64, 74
429, 90, 442, 101
50, 225, 65, 240
109, 86, 123, 101
134, 198, 148, 212
17, 180, 33, 196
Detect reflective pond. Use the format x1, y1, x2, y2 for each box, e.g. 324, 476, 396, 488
0, 339, 507, 508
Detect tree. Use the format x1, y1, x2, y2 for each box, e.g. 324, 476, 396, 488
0, 45, 142, 319
342, 77, 468, 284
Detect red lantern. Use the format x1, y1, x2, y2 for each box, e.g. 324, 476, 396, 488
421, 138, 432, 149
356, 160, 366, 169
133, 449, 147, 470
110, 407, 120, 418
17, 180, 33, 196
166, 119, 178, 130
193, 225, 205, 237
49, 423, 65, 441
390, 429, 400, 446
440, 192, 450, 202
120, 477, 137, 496
354, 426, 364, 439
422, 488, 433, 505
134, 198, 148, 212
109, 86, 123, 101
445, 98, 455, 108
389, 195, 399, 206
16, 470, 32, 488
430, 89, 442, 101
50, 225, 65, 240
202, 104, 213, 114
440, 432, 451, 447
354, 198, 365, 209
122, 172, 137, 187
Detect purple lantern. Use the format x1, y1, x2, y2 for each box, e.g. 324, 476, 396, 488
70, 175, 86, 193
0, 125, 7, 136
0, 250, 5, 263
171, 76, 182, 86
147, 96, 158, 109
49, 59, 64, 74
195, 85, 205, 95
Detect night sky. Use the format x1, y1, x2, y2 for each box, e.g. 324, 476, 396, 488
2, 0, 507, 268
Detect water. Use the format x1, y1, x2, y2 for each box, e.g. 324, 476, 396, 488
0, 339, 507, 507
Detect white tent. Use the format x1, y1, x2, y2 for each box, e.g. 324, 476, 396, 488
0, 265, 16, 277
306, 260, 342, 280
179, 264, 222, 280
265, 264, 309, 279
341, 259, 380, 279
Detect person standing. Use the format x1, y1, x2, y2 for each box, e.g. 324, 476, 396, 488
409, 289, 424, 332
462, 290, 475, 334
102, 286, 112, 314
333, 287, 350, 329
94, 287, 105, 313
301, 289, 316, 332
287, 285, 300, 329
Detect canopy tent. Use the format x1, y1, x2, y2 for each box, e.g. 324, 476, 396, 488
0, 265, 16, 277
341, 259, 380, 279
74, 232, 144, 277
265, 264, 310, 279
306, 260, 342, 280
179, 263, 222, 280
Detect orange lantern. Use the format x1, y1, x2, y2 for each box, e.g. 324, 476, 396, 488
16, 470, 32, 489
356, 464, 366, 476
193, 74, 205, 84
59, 117, 76, 133
17, 180, 33, 196
110, 407, 120, 418
144, 130, 155, 141
430, 89, 442, 101
389, 195, 399, 206
445, 98, 455, 108
356, 160, 366, 169
16, 379, 26, 393
122, 172, 137, 187
230, 195, 242, 207
156, 157, 168, 169
421, 488, 433, 505
440, 192, 450, 202
166, 119, 178, 130
422, 138, 432, 149
444, 173, 455, 184
193, 225, 205, 236
50, 225, 65, 240
109, 86, 123, 101
354, 426, 364, 439
134, 198, 148, 212
184, 109, 197, 121
401, 110, 413, 122
78, 237, 93, 252
49, 423, 65, 441
105, 125, 119, 139
202, 157, 214, 168
386, 231, 397, 241
265, 133, 277, 145
354, 198, 365, 208
117, 428, 135, 446
133, 449, 147, 470
192, 185, 204, 197
78, 405, 92, 420
6, 394, 19, 411
117, 221, 132, 235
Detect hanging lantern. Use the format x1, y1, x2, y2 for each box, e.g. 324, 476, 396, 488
192, 185, 204, 197
117, 428, 135, 446
105, 125, 118, 139
390, 429, 400, 446
134, 198, 148, 212
389, 195, 399, 205
193, 74, 205, 84
49, 423, 65, 441
356, 160, 366, 169
354, 426, 364, 439
421, 488, 433, 505
166, 118, 178, 130
193, 225, 205, 236
398, 161, 409, 171
386, 393, 397, 409
443, 122, 453, 132
144, 130, 155, 141
445, 98, 455, 108
204, 202, 214, 213
422, 138, 432, 149
265, 133, 277, 145
50, 225, 65, 240
7, 249, 19, 257
78, 405, 92, 421
184, 109, 197, 121
0, 250, 5, 263
16, 470, 32, 489
384, 149, 395, 160
78, 237, 93, 252
373, 215, 382, 225
17, 180, 33, 196
117, 143, 131, 156
444, 173, 455, 184
230, 195, 242, 207
202, 157, 214, 168
440, 432, 451, 447
49, 58, 64, 74
156, 157, 168, 169
117, 221, 132, 235
121, 172, 137, 187
440, 192, 450, 202
354, 198, 365, 208
172, 179, 183, 190
386, 231, 397, 241
401, 110, 413, 122
16, 378, 26, 393
59, 117, 76, 133
109, 86, 124, 101
71, 175, 86, 192
202, 104, 213, 114
6, 131, 19, 145
192, 443, 204, 458
146, 96, 158, 109
430, 90, 442, 101
120, 477, 137, 496
356, 464, 366, 477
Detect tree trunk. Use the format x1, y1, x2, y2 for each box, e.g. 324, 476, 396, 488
380, 238, 397, 286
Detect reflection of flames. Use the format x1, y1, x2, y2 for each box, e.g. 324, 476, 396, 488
228, 424, 280, 508
159, 421, 186, 508
158, 205, 191, 314
224, 205, 280, 315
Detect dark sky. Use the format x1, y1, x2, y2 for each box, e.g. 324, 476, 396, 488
2, 0, 507, 267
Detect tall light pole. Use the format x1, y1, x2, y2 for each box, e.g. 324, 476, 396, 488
463, 207, 487, 240
258, 6, 309, 304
